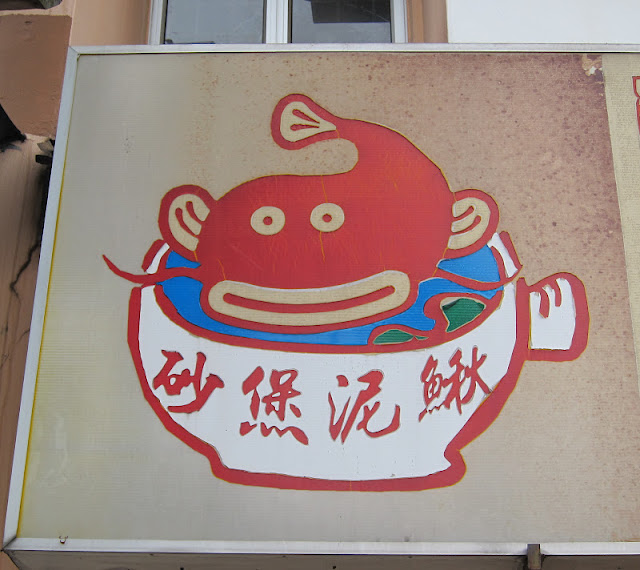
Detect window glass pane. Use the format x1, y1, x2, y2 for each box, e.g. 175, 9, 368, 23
291, 0, 391, 43
164, 0, 264, 44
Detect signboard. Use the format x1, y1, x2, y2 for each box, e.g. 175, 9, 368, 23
5, 47, 640, 567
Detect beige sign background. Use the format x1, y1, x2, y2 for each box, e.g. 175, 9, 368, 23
12, 51, 640, 544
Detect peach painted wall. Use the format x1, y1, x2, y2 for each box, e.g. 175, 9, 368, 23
407, 0, 448, 43
0, 0, 151, 138
69, 0, 150, 47
0, 13, 71, 137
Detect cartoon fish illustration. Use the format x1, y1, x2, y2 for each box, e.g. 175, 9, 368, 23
106, 94, 589, 491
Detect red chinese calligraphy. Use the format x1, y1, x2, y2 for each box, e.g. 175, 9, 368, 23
153, 350, 224, 413
419, 347, 489, 420
328, 370, 401, 443
240, 367, 308, 445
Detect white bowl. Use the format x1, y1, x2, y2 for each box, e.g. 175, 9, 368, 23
128, 233, 587, 491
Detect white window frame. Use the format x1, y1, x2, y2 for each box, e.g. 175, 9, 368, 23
149, 0, 407, 45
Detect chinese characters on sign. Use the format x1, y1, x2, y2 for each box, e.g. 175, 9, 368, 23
151, 348, 491, 448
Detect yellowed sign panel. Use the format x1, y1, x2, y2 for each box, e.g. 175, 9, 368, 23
11, 50, 640, 546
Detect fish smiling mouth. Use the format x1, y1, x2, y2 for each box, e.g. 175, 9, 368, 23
207, 270, 411, 327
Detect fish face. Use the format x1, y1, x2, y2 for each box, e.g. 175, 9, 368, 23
158, 95, 496, 333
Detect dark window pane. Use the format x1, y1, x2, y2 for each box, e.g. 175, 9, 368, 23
291, 0, 391, 43
164, 0, 264, 44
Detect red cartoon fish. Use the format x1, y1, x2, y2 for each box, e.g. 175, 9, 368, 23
109, 94, 502, 345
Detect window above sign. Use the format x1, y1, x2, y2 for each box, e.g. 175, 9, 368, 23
291, 0, 393, 43
153, 0, 407, 45
164, 0, 265, 44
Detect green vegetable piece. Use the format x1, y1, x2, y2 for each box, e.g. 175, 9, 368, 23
373, 329, 415, 345
443, 298, 485, 332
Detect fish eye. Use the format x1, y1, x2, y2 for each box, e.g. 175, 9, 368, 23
310, 203, 344, 232
251, 206, 285, 235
